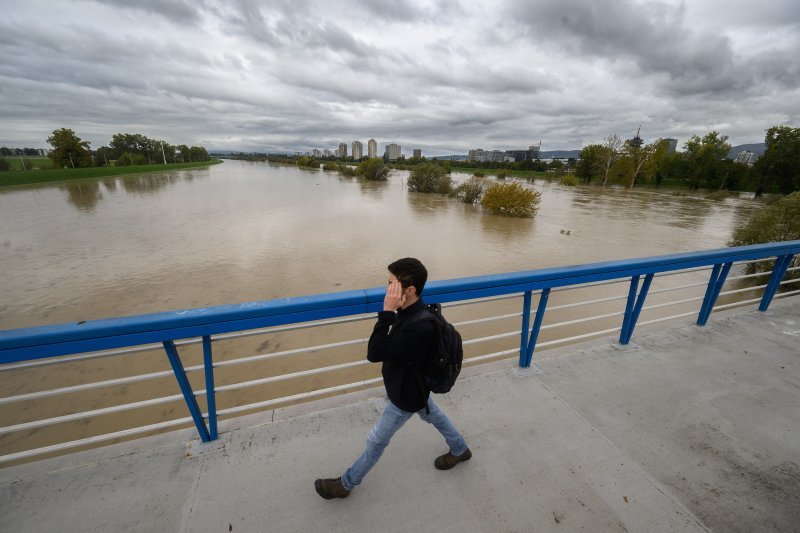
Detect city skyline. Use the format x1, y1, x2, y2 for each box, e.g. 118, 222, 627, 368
1, 1, 798, 155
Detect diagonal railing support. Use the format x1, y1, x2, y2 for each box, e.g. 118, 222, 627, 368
620, 273, 654, 344
759, 254, 794, 312
163, 340, 211, 442
520, 288, 550, 368
519, 290, 533, 367
697, 262, 733, 326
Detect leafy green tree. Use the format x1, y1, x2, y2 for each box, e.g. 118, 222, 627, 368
481, 182, 541, 217
576, 144, 605, 183
752, 125, 800, 195
716, 160, 750, 191
177, 145, 191, 163
339, 165, 356, 176
0, 158, 10, 171
189, 146, 209, 162
601, 134, 623, 187
296, 156, 320, 168
47, 128, 92, 168
658, 151, 690, 186
641, 139, 674, 187
93, 146, 114, 167
115, 152, 147, 166
608, 156, 633, 185
408, 162, 452, 193
355, 158, 389, 181
683, 131, 731, 189
624, 140, 657, 188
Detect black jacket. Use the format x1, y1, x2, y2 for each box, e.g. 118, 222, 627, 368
367, 298, 434, 412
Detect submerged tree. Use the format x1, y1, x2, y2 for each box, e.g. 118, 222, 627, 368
355, 158, 389, 181
480, 182, 541, 217
408, 162, 452, 193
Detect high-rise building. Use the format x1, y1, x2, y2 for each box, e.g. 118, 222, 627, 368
471, 144, 541, 162
385, 143, 401, 161
338, 143, 348, 158
352, 141, 363, 160
413, 148, 422, 159
368, 139, 377, 159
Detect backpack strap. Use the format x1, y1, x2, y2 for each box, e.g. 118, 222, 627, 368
409, 306, 436, 415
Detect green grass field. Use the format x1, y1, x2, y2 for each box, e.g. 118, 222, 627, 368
451, 167, 551, 180
0, 160, 223, 187
4, 157, 53, 171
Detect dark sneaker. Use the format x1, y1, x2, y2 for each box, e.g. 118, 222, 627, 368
314, 477, 350, 499
434, 448, 472, 470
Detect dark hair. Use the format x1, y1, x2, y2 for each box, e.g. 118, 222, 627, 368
388, 257, 428, 296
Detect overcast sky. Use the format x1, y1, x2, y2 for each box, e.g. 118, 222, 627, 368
1, 0, 799, 155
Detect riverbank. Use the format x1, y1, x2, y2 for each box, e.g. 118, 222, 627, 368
0, 160, 223, 187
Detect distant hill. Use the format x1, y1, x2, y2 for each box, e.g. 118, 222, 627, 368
539, 150, 581, 159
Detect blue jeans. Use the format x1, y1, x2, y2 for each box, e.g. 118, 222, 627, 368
341, 397, 468, 491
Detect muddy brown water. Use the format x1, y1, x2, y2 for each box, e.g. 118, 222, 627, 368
0, 161, 768, 461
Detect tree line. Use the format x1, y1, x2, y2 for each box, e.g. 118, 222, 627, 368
576, 126, 800, 196
0, 147, 45, 157
1, 128, 211, 171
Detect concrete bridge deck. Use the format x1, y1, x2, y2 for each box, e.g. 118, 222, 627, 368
2, 299, 799, 533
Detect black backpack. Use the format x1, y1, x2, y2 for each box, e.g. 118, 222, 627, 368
413, 303, 463, 394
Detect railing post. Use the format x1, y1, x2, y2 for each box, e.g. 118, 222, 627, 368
519, 291, 532, 367
522, 288, 550, 368
620, 275, 640, 344
202, 335, 218, 440
759, 254, 794, 312
163, 340, 211, 442
620, 273, 654, 344
697, 262, 733, 326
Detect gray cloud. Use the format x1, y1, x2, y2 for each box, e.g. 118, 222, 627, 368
87, 0, 209, 24
356, 0, 463, 22
0, 0, 797, 153
509, 0, 739, 93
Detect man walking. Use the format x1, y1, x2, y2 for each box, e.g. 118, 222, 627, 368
315, 257, 472, 499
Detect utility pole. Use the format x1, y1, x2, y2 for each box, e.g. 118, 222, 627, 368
19, 155, 26, 170
68, 152, 75, 168
161, 141, 167, 164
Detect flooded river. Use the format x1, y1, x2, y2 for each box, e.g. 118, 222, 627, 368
0, 160, 767, 460
0, 160, 760, 329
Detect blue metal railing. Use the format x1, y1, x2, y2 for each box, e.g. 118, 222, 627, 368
1, 240, 798, 452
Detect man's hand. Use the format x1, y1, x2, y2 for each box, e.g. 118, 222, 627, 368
384, 280, 406, 311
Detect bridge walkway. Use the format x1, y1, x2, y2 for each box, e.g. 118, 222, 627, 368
1, 299, 798, 532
